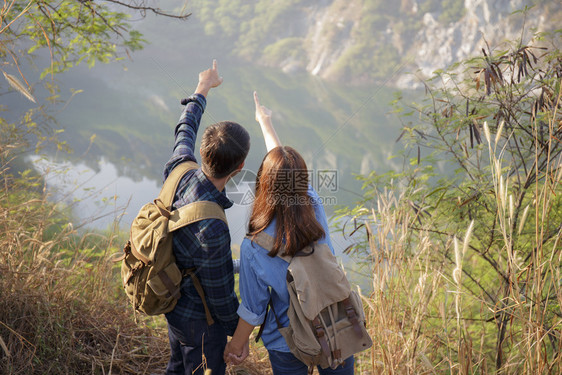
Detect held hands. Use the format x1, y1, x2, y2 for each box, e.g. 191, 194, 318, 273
223, 339, 249, 366
195, 59, 223, 98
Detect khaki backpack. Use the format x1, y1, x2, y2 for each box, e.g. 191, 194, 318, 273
252, 232, 372, 372
117, 161, 227, 319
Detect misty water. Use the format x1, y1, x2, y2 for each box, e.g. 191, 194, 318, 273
23, 13, 413, 288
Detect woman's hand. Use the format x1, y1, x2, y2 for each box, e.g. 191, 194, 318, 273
253, 91, 281, 151
254, 91, 272, 125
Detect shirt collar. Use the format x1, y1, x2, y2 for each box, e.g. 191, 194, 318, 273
194, 168, 233, 210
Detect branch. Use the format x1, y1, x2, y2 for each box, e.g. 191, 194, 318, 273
101, 0, 191, 20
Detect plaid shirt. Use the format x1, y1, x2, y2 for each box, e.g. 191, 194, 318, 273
163, 93, 239, 336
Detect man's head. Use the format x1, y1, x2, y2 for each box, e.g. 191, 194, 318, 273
200, 121, 250, 179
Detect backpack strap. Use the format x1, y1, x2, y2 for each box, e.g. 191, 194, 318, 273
160, 163, 228, 326
159, 161, 200, 208
255, 297, 283, 343
342, 297, 363, 336
246, 232, 292, 263
167, 200, 227, 327
183, 267, 215, 326
168, 201, 227, 232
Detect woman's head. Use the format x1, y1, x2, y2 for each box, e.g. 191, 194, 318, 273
249, 146, 325, 257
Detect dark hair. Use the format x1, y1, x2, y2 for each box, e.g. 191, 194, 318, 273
248, 146, 325, 257
200, 121, 250, 179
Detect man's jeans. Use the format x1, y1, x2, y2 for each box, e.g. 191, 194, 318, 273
268, 350, 355, 375
165, 316, 227, 375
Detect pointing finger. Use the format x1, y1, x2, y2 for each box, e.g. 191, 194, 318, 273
213, 59, 218, 71
254, 91, 260, 107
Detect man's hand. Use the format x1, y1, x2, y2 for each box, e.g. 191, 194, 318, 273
195, 59, 223, 98
254, 91, 272, 125
223, 339, 249, 366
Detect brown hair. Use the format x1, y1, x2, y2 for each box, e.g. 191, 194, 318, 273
200, 121, 250, 179
248, 146, 325, 257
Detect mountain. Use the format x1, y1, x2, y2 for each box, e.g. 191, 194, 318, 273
186, 0, 561, 87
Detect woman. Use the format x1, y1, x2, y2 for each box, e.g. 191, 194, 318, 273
224, 92, 354, 375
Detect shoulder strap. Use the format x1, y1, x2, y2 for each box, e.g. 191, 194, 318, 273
159, 161, 199, 208
168, 201, 227, 232
255, 297, 283, 343
246, 232, 292, 263
183, 267, 215, 326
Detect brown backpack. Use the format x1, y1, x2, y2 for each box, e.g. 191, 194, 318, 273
252, 232, 372, 372
117, 161, 227, 319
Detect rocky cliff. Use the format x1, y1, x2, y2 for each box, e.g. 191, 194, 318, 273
191, 0, 560, 88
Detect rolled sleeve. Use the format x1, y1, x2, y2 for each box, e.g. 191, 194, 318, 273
237, 302, 266, 326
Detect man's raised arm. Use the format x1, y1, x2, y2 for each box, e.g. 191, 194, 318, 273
164, 60, 223, 178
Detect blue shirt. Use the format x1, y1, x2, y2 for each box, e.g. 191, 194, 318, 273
237, 187, 334, 352
164, 94, 239, 336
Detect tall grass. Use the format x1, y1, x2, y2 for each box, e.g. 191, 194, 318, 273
0, 157, 170, 374
349, 103, 561, 374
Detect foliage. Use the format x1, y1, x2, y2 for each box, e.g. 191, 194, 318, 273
0, 1, 188, 155
262, 37, 306, 66
337, 30, 562, 373
419, 0, 465, 24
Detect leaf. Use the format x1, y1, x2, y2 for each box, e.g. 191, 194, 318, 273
484, 69, 491, 95
414, 129, 427, 139
0, 334, 9, 358
491, 64, 504, 86
472, 119, 482, 144
475, 72, 481, 91
458, 193, 480, 207
2, 71, 36, 103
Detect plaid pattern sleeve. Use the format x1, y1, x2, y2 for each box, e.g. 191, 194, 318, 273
164, 94, 206, 179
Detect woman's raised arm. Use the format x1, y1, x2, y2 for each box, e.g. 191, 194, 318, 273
254, 91, 281, 152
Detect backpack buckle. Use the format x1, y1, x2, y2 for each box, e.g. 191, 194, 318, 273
342, 298, 362, 336
112, 241, 131, 263
312, 317, 330, 357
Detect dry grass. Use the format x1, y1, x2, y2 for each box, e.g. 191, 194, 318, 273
0, 152, 272, 374
0, 163, 172, 374
347, 116, 562, 374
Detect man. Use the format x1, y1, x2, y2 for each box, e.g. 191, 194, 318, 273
163, 60, 250, 375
